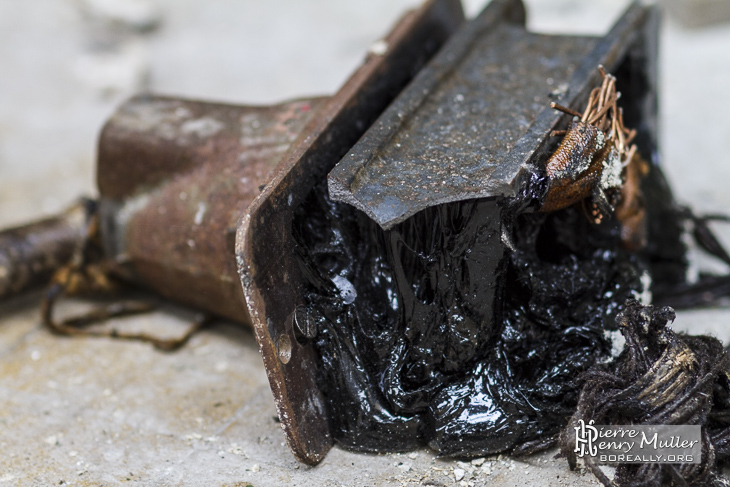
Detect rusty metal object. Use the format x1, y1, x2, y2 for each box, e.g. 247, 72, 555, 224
0, 0, 669, 467
540, 68, 641, 221
95, 0, 464, 465
328, 0, 657, 230
543, 162, 604, 212
615, 151, 650, 250
540, 122, 609, 213
312, 2, 660, 389
239, 0, 665, 464
97, 96, 328, 323
0, 199, 95, 300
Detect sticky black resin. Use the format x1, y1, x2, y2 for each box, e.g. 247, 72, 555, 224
292, 172, 665, 455
428, 209, 643, 456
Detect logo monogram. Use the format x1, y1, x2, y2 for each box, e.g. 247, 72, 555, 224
574, 419, 598, 457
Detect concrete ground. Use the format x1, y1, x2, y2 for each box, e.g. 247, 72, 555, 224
1, 0, 730, 486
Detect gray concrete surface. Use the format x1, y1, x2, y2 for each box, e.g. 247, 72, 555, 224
1, 1, 730, 486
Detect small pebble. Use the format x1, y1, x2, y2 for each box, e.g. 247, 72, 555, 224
368, 40, 388, 56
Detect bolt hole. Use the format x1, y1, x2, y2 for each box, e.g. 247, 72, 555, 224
278, 334, 292, 364
293, 305, 317, 343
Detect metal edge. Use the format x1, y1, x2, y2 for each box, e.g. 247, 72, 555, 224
235, 0, 465, 465
327, 0, 527, 229
499, 2, 651, 203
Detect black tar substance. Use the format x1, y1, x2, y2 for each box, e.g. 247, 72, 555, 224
292, 149, 729, 486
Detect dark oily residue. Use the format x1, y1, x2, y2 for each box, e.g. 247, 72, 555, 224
293, 179, 647, 456
428, 208, 643, 455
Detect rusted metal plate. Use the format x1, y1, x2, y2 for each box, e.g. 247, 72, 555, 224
328, 0, 654, 230
236, 0, 465, 465
97, 96, 327, 322
95, 0, 464, 465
